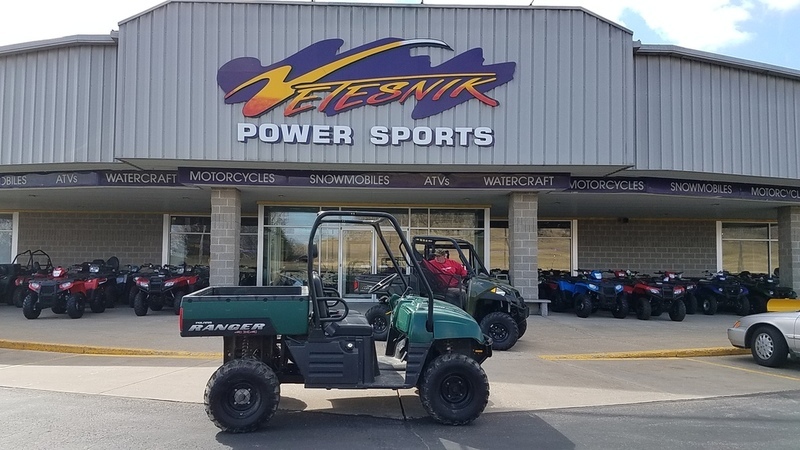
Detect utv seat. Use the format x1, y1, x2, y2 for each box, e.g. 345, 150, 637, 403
311, 272, 372, 336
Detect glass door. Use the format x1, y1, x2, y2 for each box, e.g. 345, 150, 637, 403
342, 227, 374, 296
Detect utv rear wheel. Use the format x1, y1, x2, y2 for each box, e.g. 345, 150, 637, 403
133, 292, 148, 316
669, 299, 686, 322
736, 296, 750, 316
365, 303, 392, 341
574, 294, 592, 318
173, 291, 185, 315
480, 312, 519, 350
22, 293, 41, 319
67, 294, 85, 319
700, 295, 717, 315
419, 353, 489, 425
750, 326, 788, 367
205, 359, 280, 433
636, 297, 651, 320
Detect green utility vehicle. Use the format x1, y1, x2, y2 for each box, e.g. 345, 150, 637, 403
180, 211, 492, 433
365, 236, 529, 350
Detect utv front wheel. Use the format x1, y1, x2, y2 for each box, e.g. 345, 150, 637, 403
420, 353, 489, 425
205, 359, 280, 433
67, 294, 86, 319
736, 296, 750, 316
636, 297, 651, 320
13, 285, 26, 308
612, 296, 629, 319
480, 312, 519, 350
365, 302, 392, 341
684, 293, 698, 315
22, 293, 41, 319
133, 292, 148, 316
516, 318, 528, 338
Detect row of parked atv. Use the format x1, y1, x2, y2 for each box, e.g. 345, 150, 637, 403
538, 268, 797, 321
0, 249, 209, 319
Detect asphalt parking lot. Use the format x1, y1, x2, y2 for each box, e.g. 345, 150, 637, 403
2, 301, 799, 421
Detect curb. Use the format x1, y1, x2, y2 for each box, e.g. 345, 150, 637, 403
539, 347, 750, 361
0, 339, 221, 359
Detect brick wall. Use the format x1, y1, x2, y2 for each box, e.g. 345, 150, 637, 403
577, 219, 716, 277
17, 212, 163, 268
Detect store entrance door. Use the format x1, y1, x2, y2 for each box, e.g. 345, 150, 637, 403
341, 227, 374, 297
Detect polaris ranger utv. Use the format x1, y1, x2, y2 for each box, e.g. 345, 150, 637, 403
365, 236, 529, 350
179, 211, 492, 433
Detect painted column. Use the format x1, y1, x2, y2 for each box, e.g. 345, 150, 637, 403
777, 206, 800, 291
210, 188, 241, 286
508, 192, 539, 304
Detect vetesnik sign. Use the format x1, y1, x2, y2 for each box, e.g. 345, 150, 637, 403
217, 38, 516, 148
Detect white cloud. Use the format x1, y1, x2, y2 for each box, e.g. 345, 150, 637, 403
536, 0, 800, 51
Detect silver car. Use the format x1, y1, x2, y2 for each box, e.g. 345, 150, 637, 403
727, 311, 800, 367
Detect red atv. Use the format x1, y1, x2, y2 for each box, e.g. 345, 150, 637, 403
22, 264, 112, 319
610, 270, 686, 321
133, 264, 209, 316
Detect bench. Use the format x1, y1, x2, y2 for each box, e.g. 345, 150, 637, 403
527, 299, 552, 317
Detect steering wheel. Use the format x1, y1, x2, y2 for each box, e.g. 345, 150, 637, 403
368, 273, 400, 294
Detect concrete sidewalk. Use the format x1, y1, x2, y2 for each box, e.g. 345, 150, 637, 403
4, 303, 796, 423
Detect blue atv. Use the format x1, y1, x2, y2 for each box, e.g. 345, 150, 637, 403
572, 270, 628, 319
694, 270, 750, 316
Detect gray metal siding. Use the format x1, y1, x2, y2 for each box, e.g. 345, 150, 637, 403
0, 45, 117, 166
635, 54, 800, 179
116, 2, 634, 167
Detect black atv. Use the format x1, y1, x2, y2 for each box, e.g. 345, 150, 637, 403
736, 271, 797, 314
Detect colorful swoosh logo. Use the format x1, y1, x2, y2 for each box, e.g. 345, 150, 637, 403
217, 38, 516, 119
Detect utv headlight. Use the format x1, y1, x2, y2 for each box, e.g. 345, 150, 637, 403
165, 281, 176, 287
29, 282, 40, 291
59, 282, 73, 290
588, 284, 599, 291
490, 287, 507, 296
649, 288, 660, 295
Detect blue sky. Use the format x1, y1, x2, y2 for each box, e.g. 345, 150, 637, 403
1, 0, 799, 71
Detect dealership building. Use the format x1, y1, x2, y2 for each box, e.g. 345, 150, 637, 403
2, 0, 800, 307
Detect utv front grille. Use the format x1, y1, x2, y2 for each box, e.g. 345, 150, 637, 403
602, 286, 617, 297
149, 277, 163, 293
662, 286, 674, 299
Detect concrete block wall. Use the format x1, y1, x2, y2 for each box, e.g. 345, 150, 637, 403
778, 206, 800, 291
577, 219, 716, 277
210, 188, 241, 286
17, 212, 163, 267
508, 192, 538, 301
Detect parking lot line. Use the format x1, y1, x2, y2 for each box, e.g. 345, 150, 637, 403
539, 347, 749, 361
687, 358, 800, 382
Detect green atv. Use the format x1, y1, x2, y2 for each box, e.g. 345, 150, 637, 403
180, 211, 492, 433
366, 236, 529, 351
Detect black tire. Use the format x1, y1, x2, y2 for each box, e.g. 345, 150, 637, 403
516, 318, 528, 338
750, 296, 768, 314
90, 288, 106, 313
365, 303, 392, 341
479, 311, 519, 351
22, 293, 41, 319
419, 353, 489, 425
636, 297, 651, 320
750, 326, 788, 367
67, 293, 85, 319
13, 285, 26, 308
736, 296, 750, 316
668, 299, 686, 322
612, 295, 629, 319
51, 299, 67, 314
574, 293, 592, 318
700, 295, 717, 315
133, 291, 148, 316
204, 359, 280, 433
104, 285, 118, 308
173, 291, 186, 315
550, 292, 571, 312
127, 285, 138, 308
684, 292, 698, 315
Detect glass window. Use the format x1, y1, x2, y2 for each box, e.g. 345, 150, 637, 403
489, 220, 572, 272
721, 222, 777, 274
239, 217, 259, 286
0, 214, 12, 263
